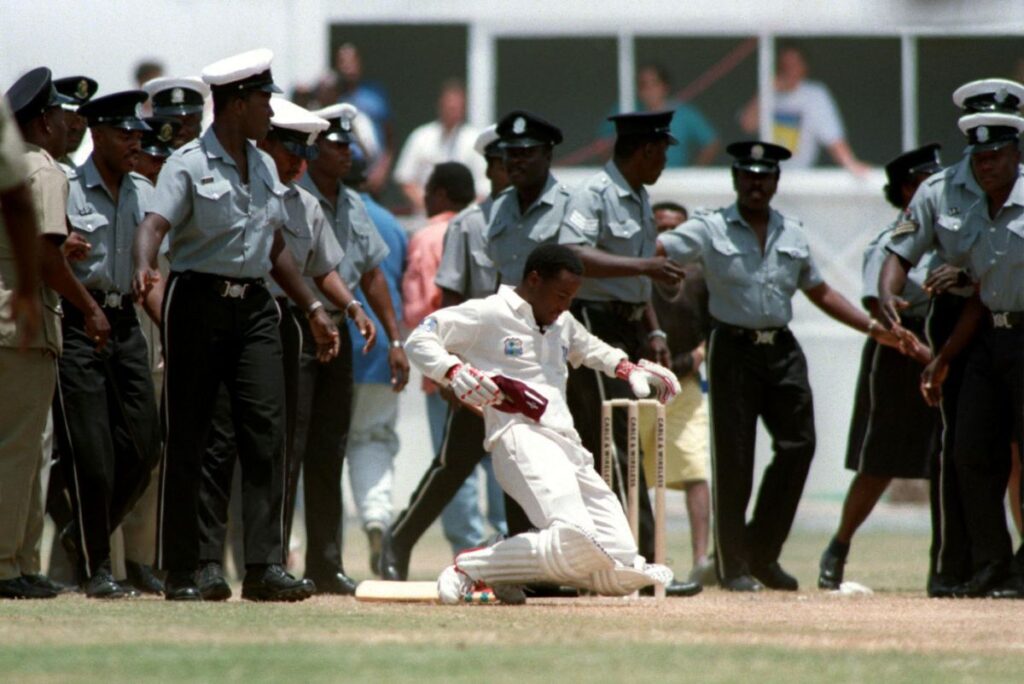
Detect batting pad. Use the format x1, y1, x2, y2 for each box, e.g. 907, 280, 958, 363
457, 524, 615, 585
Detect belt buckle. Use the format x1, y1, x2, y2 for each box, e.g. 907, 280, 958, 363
221, 282, 248, 299
103, 292, 123, 308
754, 330, 777, 345
993, 312, 1012, 329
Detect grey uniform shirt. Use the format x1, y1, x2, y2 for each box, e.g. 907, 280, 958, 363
486, 174, 572, 287
266, 184, 346, 300
150, 127, 287, 279
434, 197, 498, 300
886, 157, 988, 269
959, 169, 1024, 311
658, 203, 824, 329
862, 214, 937, 320
66, 157, 154, 293
297, 175, 389, 296
558, 161, 656, 304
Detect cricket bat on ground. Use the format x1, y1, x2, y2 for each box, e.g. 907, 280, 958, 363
354, 580, 499, 604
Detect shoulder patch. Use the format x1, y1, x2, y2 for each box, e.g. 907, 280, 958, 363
891, 210, 919, 237
418, 316, 438, 333
567, 209, 596, 233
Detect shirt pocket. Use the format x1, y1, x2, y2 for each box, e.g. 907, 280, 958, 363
773, 244, 809, 290
936, 214, 962, 232
193, 180, 233, 227
603, 217, 642, 255
528, 217, 562, 244
68, 212, 110, 235
707, 235, 748, 284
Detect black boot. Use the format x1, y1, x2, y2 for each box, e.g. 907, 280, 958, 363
242, 564, 315, 602
164, 570, 202, 601
378, 527, 411, 581
125, 561, 164, 596
196, 561, 231, 601
818, 538, 849, 590
751, 562, 798, 591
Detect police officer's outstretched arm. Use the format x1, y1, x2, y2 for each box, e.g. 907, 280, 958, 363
804, 282, 900, 348
878, 252, 912, 329
132, 212, 170, 304
268, 231, 340, 362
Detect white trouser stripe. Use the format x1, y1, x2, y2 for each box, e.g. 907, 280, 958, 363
924, 299, 950, 574
855, 342, 884, 472
155, 276, 179, 569
706, 327, 726, 579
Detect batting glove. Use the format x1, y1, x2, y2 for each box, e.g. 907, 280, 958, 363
445, 363, 505, 408
615, 359, 681, 404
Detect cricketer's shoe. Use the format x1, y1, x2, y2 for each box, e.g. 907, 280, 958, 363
437, 565, 476, 605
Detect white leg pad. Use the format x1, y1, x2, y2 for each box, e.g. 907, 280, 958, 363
456, 524, 615, 585
588, 561, 675, 596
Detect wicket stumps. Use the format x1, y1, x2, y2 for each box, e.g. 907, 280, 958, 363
600, 398, 667, 599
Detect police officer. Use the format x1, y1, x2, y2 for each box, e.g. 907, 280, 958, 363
379, 126, 502, 580
194, 98, 376, 600
913, 107, 1024, 598
558, 111, 683, 569
52, 91, 162, 599
141, 76, 208, 149
818, 144, 943, 590
658, 141, 897, 591
53, 76, 97, 171
880, 79, 1024, 596
295, 102, 409, 593
1, 68, 103, 599
132, 49, 340, 601
134, 117, 180, 184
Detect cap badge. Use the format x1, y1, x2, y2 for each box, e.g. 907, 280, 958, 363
512, 117, 526, 135
171, 88, 184, 104
995, 87, 1008, 104
977, 126, 990, 143
340, 118, 352, 132
75, 79, 89, 100
751, 144, 764, 160
159, 123, 173, 142
135, 103, 143, 118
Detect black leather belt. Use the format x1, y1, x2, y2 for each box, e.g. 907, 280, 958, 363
576, 299, 646, 323
991, 311, 1024, 330
175, 271, 266, 299
714, 322, 791, 345
88, 289, 131, 310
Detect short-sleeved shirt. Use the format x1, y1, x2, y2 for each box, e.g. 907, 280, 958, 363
773, 80, 845, 169
0, 142, 68, 353
658, 203, 824, 329
435, 197, 499, 301
886, 157, 991, 269
351, 193, 408, 385
296, 174, 390, 297
861, 215, 937, 319
598, 100, 717, 168
558, 161, 657, 304
402, 210, 456, 329
149, 127, 287, 279
392, 120, 488, 199
957, 170, 1024, 311
486, 175, 572, 287
65, 157, 153, 293
266, 184, 345, 300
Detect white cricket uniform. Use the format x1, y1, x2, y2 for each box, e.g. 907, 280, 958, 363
405, 285, 658, 591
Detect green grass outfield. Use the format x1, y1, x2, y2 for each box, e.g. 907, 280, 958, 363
3, 530, 1024, 683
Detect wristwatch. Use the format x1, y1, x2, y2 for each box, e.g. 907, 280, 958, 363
345, 299, 363, 318
390, 339, 403, 349
306, 300, 324, 318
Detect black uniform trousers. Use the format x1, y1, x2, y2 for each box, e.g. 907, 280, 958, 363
566, 301, 656, 562
285, 309, 354, 581
390, 403, 530, 553
925, 293, 974, 582
52, 300, 161, 576
951, 322, 1024, 570
705, 324, 815, 582
195, 302, 305, 566
156, 271, 286, 572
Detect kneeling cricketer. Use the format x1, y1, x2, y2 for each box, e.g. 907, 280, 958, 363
404, 244, 680, 604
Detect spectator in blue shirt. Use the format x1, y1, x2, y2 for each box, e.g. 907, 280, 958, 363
336, 43, 395, 195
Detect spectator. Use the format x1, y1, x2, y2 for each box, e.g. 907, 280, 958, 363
342, 159, 409, 575
133, 60, 164, 116
739, 44, 869, 175
336, 43, 394, 195
393, 80, 485, 214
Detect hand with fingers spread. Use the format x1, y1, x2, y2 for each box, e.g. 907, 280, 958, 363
615, 358, 681, 404
644, 256, 687, 285
445, 363, 504, 408
132, 266, 161, 303
878, 291, 909, 330
923, 264, 967, 297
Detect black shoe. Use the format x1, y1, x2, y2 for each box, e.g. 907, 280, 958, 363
954, 561, 1011, 598
722, 575, 764, 592
124, 561, 164, 596
987, 575, 1024, 600
378, 527, 410, 581
164, 570, 202, 601
752, 562, 799, 591
523, 584, 580, 598
926, 573, 962, 598
307, 571, 358, 596
818, 541, 848, 590
0, 575, 58, 599
21, 574, 72, 595
647, 580, 702, 597
196, 561, 231, 601
83, 567, 136, 599
367, 526, 384, 577
242, 564, 315, 602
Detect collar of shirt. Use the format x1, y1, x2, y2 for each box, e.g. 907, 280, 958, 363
201, 127, 274, 189
604, 160, 644, 204
951, 155, 985, 198
80, 155, 135, 202
497, 284, 557, 333
722, 202, 785, 239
